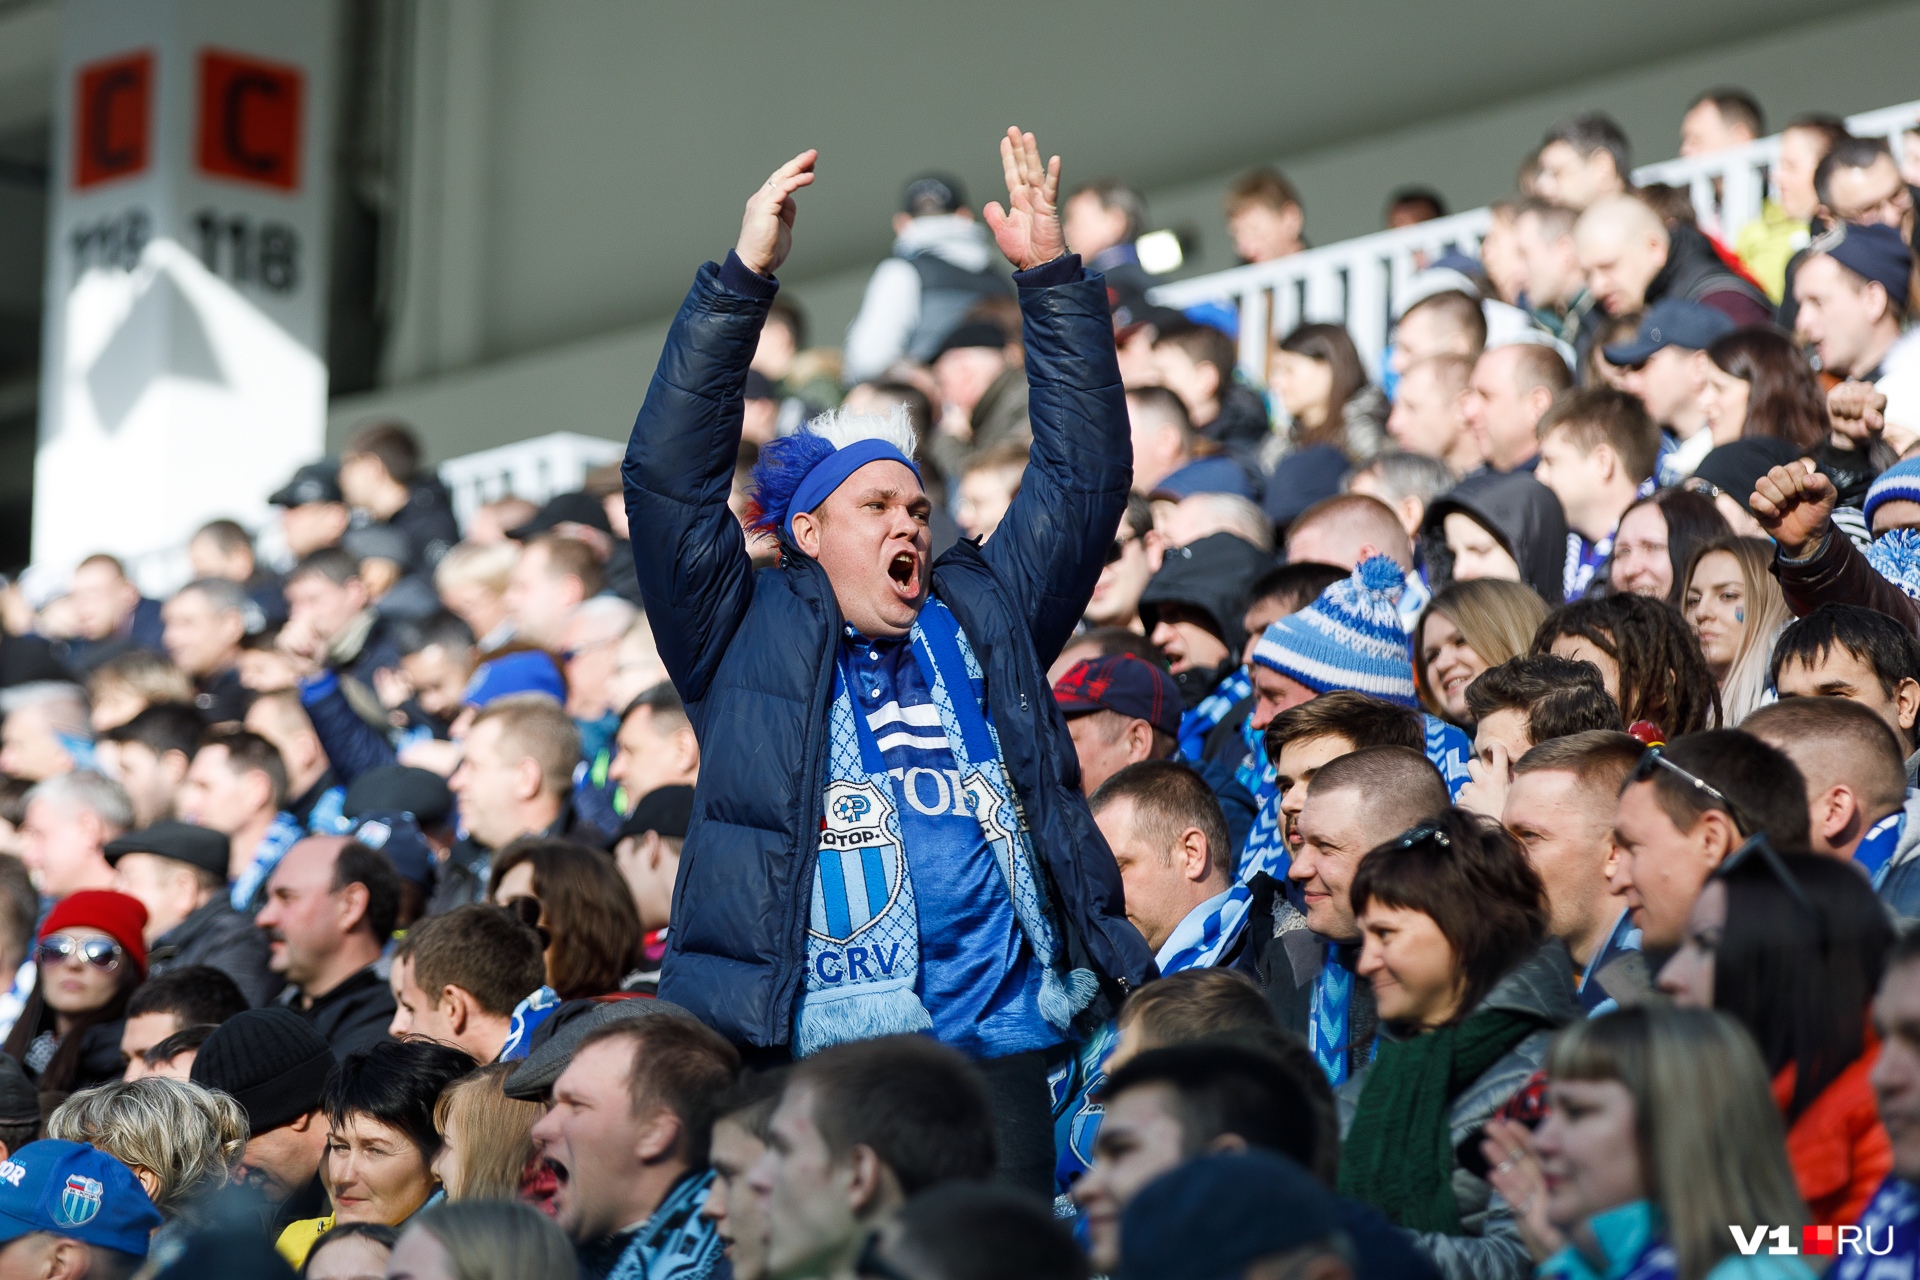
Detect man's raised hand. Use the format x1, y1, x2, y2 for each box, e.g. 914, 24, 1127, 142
735, 150, 817, 278
1750, 458, 1837, 560
984, 128, 1065, 272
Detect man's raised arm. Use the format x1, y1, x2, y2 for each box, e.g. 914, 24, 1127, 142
976, 128, 1133, 664
622, 151, 818, 706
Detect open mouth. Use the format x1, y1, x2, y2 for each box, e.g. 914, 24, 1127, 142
547, 1157, 570, 1186
887, 551, 920, 596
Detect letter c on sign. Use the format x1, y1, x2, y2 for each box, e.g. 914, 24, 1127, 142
814, 951, 845, 984
223, 73, 281, 172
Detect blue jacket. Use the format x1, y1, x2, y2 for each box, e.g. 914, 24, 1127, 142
624, 251, 1156, 1050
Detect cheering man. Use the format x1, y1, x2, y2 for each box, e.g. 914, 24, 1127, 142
623, 129, 1151, 1192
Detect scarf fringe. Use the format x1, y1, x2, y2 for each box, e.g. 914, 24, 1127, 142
795, 983, 934, 1058
1040, 966, 1100, 1030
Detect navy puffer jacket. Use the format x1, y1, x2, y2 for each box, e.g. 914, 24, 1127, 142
623, 252, 1155, 1051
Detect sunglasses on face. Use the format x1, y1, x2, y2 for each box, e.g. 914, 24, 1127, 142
1104, 534, 1135, 567
37, 935, 123, 972
1627, 746, 1757, 838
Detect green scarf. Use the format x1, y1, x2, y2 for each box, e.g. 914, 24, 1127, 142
1338, 1007, 1544, 1234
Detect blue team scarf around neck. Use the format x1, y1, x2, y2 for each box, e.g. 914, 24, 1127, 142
796, 597, 1096, 1057
1310, 943, 1356, 1084
603, 1169, 724, 1280
1158, 711, 1284, 974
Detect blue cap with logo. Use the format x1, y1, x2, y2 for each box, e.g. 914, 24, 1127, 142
1602, 298, 1738, 367
461, 650, 566, 709
0, 1141, 161, 1258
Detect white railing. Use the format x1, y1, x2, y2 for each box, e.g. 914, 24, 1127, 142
1155, 97, 1920, 383
436, 430, 625, 529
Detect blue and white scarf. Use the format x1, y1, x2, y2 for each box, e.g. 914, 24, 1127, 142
1178, 667, 1252, 763
231, 811, 306, 913
601, 1169, 723, 1280
1858, 812, 1907, 890
1309, 942, 1356, 1084
797, 598, 1095, 1056
497, 985, 560, 1062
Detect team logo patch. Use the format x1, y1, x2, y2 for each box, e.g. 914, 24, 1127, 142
811, 781, 903, 944
56, 1174, 102, 1226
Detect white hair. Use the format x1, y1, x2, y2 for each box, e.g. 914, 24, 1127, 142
26, 770, 134, 829
805, 403, 918, 458
0, 681, 90, 734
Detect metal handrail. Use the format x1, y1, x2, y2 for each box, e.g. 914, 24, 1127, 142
1152, 97, 1920, 383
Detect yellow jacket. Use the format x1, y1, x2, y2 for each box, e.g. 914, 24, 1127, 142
276, 1215, 334, 1269
1732, 199, 1810, 301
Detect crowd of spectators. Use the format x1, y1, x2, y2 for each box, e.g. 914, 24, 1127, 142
0, 89, 1918, 1280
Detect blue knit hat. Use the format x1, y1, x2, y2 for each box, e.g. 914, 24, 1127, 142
1865, 456, 1920, 529
1252, 556, 1418, 707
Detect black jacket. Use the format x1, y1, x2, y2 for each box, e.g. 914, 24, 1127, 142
1238, 873, 1379, 1080
624, 252, 1154, 1050
390, 479, 462, 573
1646, 222, 1773, 327
278, 965, 394, 1060
149, 898, 279, 1008
1423, 470, 1569, 606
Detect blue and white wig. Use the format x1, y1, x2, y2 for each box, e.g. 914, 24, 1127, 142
747, 404, 922, 539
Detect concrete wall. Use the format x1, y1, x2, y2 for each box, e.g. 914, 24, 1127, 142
332, 1, 1920, 464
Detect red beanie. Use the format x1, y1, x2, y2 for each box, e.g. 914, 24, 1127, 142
39, 890, 149, 977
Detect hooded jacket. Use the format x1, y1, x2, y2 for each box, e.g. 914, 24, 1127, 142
1646, 222, 1774, 329
843, 216, 1010, 382
624, 252, 1154, 1051
1138, 533, 1278, 706
1423, 471, 1569, 606
1341, 938, 1580, 1280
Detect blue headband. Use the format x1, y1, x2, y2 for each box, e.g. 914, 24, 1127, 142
783, 439, 922, 537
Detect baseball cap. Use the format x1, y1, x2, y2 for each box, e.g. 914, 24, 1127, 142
1052, 655, 1183, 739
506, 491, 612, 540
902, 173, 967, 216
268, 462, 343, 508
1601, 298, 1737, 367
503, 996, 690, 1100
1117, 1151, 1344, 1280
343, 765, 454, 826
934, 321, 1008, 360
0, 1141, 162, 1259
620, 785, 694, 843
1815, 220, 1915, 312
348, 811, 438, 894
462, 650, 567, 709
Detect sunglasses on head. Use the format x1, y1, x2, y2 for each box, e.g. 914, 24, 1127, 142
1716, 831, 1818, 919
37, 935, 123, 972
1627, 746, 1757, 838
1390, 821, 1452, 852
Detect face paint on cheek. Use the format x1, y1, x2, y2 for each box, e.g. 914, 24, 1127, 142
1734, 608, 1744, 623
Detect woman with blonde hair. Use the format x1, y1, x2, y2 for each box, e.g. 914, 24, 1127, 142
1681, 536, 1790, 726
431, 1062, 546, 1203
47, 1075, 247, 1221
1482, 1005, 1813, 1280
85, 649, 194, 733
1414, 579, 1551, 725
388, 1200, 576, 1280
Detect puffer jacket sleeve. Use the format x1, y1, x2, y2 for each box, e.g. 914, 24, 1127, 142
623, 255, 774, 706
1772, 524, 1920, 638
978, 255, 1132, 666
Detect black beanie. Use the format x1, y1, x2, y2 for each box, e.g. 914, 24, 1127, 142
190, 1008, 336, 1133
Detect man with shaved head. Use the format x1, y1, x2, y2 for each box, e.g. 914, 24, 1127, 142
1576, 195, 1772, 326
1246, 745, 1451, 1083
1463, 342, 1573, 474
1744, 698, 1920, 917
1284, 494, 1424, 629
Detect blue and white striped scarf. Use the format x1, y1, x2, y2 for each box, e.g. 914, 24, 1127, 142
797, 597, 1095, 1056
602, 1169, 724, 1280
1158, 714, 1286, 974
